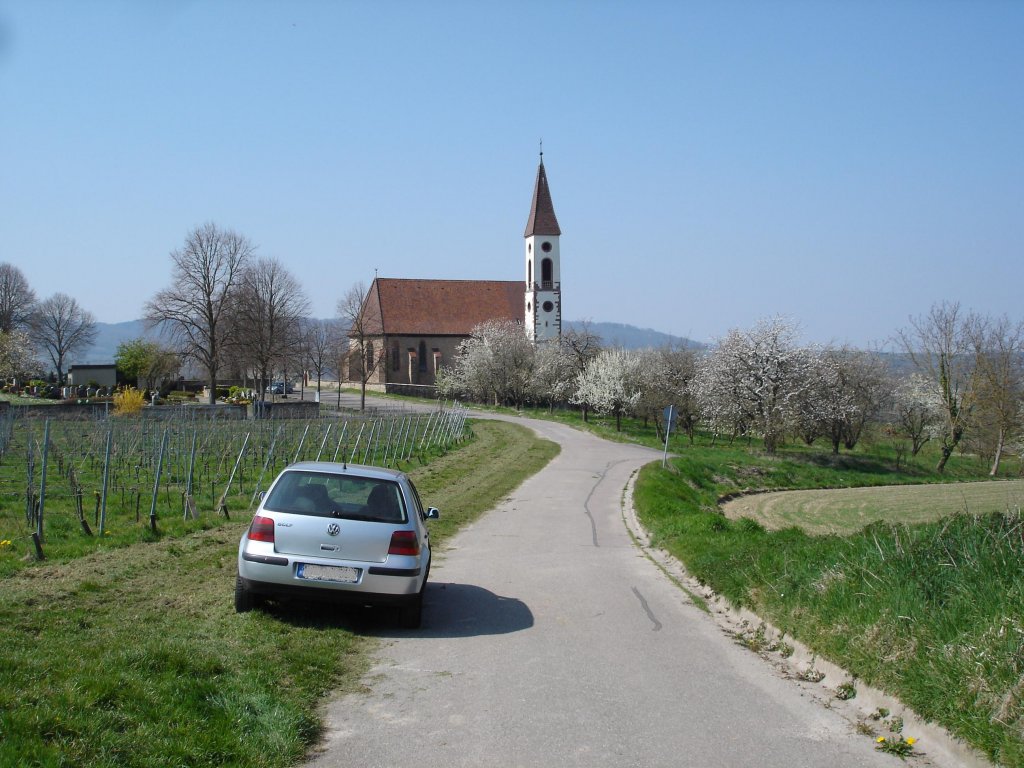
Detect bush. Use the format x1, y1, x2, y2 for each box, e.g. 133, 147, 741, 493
227, 386, 252, 405
112, 387, 146, 415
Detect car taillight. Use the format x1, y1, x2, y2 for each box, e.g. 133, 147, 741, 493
249, 515, 275, 543
388, 530, 420, 556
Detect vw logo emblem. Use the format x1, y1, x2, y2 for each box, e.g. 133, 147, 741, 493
326, 523, 340, 537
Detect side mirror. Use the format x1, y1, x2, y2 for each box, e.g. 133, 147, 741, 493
424, 507, 440, 520
258, 491, 266, 502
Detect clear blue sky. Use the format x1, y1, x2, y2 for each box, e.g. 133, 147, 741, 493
2, 0, 1021, 347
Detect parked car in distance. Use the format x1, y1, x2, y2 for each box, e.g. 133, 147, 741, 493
268, 381, 294, 394
236, 461, 439, 627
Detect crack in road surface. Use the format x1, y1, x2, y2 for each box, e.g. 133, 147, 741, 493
631, 586, 663, 631
583, 459, 630, 547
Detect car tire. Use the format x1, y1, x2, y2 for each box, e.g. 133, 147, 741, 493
398, 585, 424, 629
234, 575, 260, 613
398, 595, 422, 629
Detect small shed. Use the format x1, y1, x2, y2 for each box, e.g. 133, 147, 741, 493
67, 364, 118, 389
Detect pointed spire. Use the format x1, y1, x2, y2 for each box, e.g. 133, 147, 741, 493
524, 152, 561, 237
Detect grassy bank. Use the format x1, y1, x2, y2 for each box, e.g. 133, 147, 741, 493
635, 445, 1024, 766
724, 479, 1024, 535
0, 419, 558, 768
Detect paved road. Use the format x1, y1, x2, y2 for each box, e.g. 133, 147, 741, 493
301, 415, 904, 768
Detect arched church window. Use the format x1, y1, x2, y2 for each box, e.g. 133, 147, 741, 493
365, 341, 374, 374
418, 340, 427, 372
541, 258, 553, 288
392, 342, 400, 371
528, 260, 532, 287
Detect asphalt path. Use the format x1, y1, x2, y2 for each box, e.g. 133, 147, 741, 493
300, 411, 905, 768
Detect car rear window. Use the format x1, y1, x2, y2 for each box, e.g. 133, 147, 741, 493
263, 471, 407, 523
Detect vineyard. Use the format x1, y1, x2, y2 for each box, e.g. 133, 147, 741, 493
0, 403, 468, 573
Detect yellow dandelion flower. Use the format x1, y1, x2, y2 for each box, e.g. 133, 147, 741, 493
876, 737, 886, 743
906, 737, 916, 745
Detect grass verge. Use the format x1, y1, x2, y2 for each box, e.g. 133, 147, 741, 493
635, 448, 1024, 766
0, 419, 557, 768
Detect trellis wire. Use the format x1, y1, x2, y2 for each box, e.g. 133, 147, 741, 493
0, 404, 468, 546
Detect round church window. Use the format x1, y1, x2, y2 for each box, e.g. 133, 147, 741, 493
541, 241, 552, 252
542, 301, 554, 313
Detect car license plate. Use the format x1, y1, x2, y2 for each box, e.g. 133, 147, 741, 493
297, 563, 359, 583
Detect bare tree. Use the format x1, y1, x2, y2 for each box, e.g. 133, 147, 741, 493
337, 282, 385, 411
302, 318, 342, 399
0, 263, 37, 333
29, 293, 98, 384
145, 223, 254, 404
896, 301, 977, 473
793, 347, 891, 453
633, 346, 698, 442
967, 314, 1024, 475
838, 349, 891, 450
230, 257, 310, 400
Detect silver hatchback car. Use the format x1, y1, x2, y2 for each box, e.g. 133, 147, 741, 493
236, 461, 438, 627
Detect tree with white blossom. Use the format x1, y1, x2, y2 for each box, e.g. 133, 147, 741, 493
693, 316, 812, 453
692, 341, 750, 443
891, 373, 942, 456
571, 348, 643, 431
561, 321, 602, 421
437, 319, 536, 407
0, 329, 38, 385
531, 339, 576, 411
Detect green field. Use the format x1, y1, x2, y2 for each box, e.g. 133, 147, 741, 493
723, 478, 1024, 535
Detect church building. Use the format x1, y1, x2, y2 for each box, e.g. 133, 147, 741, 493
344, 155, 563, 391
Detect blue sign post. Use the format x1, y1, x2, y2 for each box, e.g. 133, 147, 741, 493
662, 404, 675, 467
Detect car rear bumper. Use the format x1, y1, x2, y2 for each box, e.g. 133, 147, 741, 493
237, 544, 427, 603
237, 574, 423, 607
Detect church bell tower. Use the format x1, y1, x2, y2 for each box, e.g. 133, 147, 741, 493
524, 152, 562, 343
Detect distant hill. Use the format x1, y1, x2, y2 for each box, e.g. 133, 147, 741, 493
69, 320, 151, 365
565, 321, 705, 351
77, 318, 703, 366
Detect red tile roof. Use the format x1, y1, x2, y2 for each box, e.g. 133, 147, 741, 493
524, 160, 561, 237
364, 278, 524, 336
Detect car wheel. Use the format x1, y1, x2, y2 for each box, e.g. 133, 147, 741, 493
234, 575, 260, 613
398, 587, 424, 629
